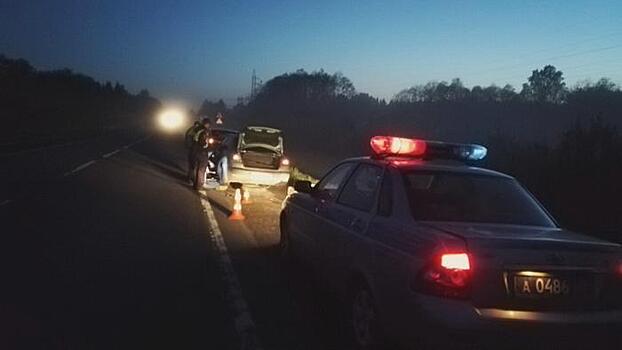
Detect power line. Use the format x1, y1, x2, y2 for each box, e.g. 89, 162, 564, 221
463, 30, 622, 74
474, 45, 622, 84
476, 44, 622, 77
489, 59, 622, 86
562, 56, 622, 71
544, 44, 622, 63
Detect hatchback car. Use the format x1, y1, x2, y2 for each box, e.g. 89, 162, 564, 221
206, 127, 240, 185
228, 126, 291, 186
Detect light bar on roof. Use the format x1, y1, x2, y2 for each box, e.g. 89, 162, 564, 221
370, 136, 427, 156
370, 136, 487, 161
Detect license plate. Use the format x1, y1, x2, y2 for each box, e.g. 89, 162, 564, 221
514, 274, 571, 297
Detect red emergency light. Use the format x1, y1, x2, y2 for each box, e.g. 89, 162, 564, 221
370, 136, 427, 157
370, 136, 488, 161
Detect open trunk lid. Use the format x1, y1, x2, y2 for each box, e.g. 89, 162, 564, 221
239, 126, 284, 170
240, 144, 282, 169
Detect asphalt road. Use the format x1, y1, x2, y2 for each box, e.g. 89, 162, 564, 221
3, 129, 622, 350
0, 130, 350, 350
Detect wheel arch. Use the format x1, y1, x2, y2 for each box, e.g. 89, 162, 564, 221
279, 210, 288, 240
346, 267, 376, 300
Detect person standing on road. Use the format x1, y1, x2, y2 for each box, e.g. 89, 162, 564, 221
185, 120, 202, 148
192, 118, 212, 190
185, 117, 210, 185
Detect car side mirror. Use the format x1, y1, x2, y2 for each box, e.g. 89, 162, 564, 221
293, 180, 313, 194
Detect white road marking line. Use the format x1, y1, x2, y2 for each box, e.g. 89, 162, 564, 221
73, 160, 96, 172
62, 136, 149, 177
63, 160, 96, 177
199, 191, 263, 350
0, 140, 77, 158
0, 199, 12, 206
122, 135, 150, 150
103, 135, 149, 157
102, 149, 120, 158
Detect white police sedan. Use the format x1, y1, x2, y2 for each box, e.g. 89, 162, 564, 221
279, 136, 622, 349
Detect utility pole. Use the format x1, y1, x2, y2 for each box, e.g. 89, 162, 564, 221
251, 69, 262, 99
251, 69, 258, 98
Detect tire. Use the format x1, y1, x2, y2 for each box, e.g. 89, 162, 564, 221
279, 216, 292, 262
347, 284, 384, 350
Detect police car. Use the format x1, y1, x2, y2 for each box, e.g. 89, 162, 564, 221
279, 136, 622, 349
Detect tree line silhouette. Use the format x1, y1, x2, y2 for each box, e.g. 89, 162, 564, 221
2, 53, 619, 240
226, 66, 622, 241
0, 55, 160, 148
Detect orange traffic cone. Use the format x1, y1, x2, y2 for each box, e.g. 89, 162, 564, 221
242, 189, 252, 204
229, 188, 245, 221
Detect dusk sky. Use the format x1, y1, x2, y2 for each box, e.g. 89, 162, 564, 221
1, 0, 620, 107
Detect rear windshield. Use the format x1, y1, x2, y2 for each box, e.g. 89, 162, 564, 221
243, 129, 281, 147
402, 171, 555, 227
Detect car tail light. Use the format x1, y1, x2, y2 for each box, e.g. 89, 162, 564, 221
441, 253, 471, 270
281, 158, 290, 166
617, 262, 622, 276
232, 153, 242, 161
416, 252, 472, 299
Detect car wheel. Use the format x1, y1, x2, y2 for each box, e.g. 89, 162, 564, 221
279, 216, 292, 262
348, 285, 383, 350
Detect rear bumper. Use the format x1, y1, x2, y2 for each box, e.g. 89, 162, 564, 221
415, 293, 622, 329
229, 166, 290, 186
476, 307, 622, 324
390, 294, 622, 348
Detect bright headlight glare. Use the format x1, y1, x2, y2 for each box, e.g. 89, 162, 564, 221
158, 109, 185, 131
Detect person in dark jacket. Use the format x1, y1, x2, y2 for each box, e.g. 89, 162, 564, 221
185, 117, 211, 185
185, 120, 202, 149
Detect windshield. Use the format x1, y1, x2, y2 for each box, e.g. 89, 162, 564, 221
242, 129, 282, 147
402, 171, 555, 227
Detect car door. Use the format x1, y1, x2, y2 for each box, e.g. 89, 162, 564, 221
319, 163, 384, 292
289, 162, 355, 267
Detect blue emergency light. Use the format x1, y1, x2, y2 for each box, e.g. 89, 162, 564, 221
370, 136, 487, 161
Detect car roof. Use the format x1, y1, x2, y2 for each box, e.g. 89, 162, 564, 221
341, 156, 513, 179
244, 126, 282, 133
211, 128, 239, 134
